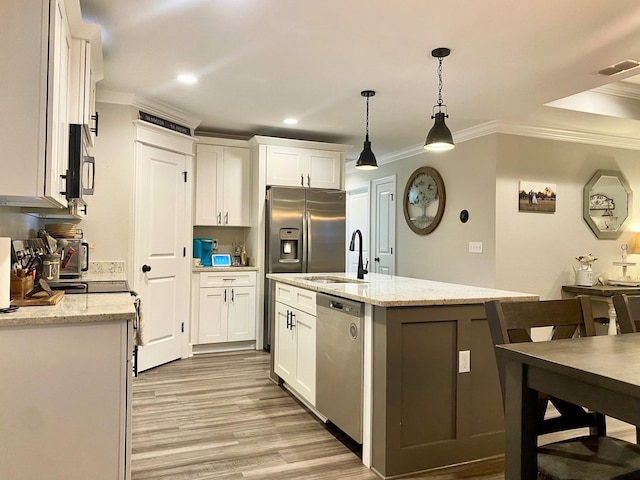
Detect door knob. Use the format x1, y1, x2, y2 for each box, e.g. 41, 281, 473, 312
142, 264, 152, 273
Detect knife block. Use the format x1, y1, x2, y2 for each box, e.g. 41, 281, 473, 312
10, 273, 34, 300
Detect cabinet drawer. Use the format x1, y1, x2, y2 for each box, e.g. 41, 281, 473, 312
200, 271, 257, 287
275, 282, 316, 316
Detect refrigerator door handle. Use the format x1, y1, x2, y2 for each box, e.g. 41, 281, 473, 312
303, 210, 311, 271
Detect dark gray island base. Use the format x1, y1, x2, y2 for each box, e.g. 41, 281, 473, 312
266, 273, 537, 478
372, 304, 505, 477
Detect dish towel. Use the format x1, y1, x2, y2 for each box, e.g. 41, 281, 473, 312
133, 294, 145, 346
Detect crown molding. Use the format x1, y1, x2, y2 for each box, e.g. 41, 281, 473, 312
346, 120, 640, 173
96, 89, 202, 130
592, 82, 640, 101
494, 122, 640, 150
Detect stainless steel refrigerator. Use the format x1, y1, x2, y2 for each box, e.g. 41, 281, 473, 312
264, 186, 346, 350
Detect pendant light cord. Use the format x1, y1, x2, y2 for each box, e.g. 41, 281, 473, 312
365, 95, 370, 140
437, 57, 444, 111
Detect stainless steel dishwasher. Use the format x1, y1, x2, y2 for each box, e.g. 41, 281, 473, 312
316, 293, 364, 443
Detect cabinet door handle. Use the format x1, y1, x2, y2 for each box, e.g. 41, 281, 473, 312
90, 111, 99, 136
300, 174, 304, 186
224, 289, 227, 303
286, 310, 291, 329
231, 288, 234, 303
217, 212, 221, 224
225, 212, 229, 224
290, 311, 296, 328
307, 174, 310, 187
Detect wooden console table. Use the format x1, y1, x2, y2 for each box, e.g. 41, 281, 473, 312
562, 285, 640, 334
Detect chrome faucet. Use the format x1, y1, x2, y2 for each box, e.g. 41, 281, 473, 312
349, 229, 368, 280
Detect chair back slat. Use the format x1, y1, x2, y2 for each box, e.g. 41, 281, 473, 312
612, 294, 640, 334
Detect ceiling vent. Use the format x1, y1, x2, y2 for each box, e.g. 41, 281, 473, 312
597, 59, 640, 77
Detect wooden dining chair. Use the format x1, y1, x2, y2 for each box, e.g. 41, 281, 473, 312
612, 293, 640, 445
485, 297, 640, 480
613, 294, 640, 334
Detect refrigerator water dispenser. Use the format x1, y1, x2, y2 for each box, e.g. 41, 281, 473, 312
280, 229, 300, 263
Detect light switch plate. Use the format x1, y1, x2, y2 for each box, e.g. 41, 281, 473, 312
459, 350, 471, 373
468, 242, 483, 254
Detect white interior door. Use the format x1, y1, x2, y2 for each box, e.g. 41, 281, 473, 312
372, 176, 396, 275
134, 143, 188, 372
346, 184, 370, 273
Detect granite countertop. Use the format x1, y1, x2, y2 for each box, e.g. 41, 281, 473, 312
267, 272, 538, 307
0, 293, 136, 328
193, 266, 259, 272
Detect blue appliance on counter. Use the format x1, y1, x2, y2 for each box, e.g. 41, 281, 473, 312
193, 238, 213, 266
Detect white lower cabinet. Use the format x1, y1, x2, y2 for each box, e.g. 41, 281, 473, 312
196, 271, 256, 344
0, 320, 132, 480
274, 283, 316, 405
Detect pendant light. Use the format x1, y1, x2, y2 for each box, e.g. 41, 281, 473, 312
424, 48, 455, 152
356, 90, 378, 170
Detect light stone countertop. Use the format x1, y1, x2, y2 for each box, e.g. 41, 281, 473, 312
0, 293, 136, 328
266, 272, 538, 307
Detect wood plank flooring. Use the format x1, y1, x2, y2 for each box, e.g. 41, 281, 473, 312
131, 350, 635, 480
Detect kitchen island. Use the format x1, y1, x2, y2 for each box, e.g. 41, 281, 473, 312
0, 293, 136, 480
267, 272, 537, 479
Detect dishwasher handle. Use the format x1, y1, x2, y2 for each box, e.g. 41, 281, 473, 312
330, 301, 344, 310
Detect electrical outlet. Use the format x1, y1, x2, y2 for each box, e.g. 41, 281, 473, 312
468, 242, 483, 254
459, 350, 471, 373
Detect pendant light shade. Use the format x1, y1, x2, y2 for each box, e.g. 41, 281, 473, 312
424, 48, 455, 152
356, 90, 378, 170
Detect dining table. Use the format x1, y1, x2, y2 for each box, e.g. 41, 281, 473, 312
495, 332, 640, 480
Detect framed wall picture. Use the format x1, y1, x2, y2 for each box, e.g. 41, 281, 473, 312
518, 180, 556, 213
403, 166, 446, 234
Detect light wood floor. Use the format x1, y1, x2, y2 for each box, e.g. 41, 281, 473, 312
131, 350, 635, 480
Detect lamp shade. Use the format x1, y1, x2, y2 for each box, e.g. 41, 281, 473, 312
629, 233, 640, 254
424, 112, 455, 151
356, 138, 378, 170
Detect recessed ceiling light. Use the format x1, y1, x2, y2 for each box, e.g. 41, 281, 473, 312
284, 118, 298, 125
177, 74, 198, 85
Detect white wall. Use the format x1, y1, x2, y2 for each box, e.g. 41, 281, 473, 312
495, 134, 640, 300
80, 102, 137, 265
346, 134, 498, 287
0, 208, 40, 239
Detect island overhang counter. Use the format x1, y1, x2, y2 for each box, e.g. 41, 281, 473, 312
267, 272, 538, 478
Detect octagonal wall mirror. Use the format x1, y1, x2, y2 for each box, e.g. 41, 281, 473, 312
583, 169, 632, 239
403, 166, 446, 235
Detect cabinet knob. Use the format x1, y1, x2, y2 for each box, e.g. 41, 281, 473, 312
142, 264, 151, 273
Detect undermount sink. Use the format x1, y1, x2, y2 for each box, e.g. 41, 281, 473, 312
302, 276, 367, 284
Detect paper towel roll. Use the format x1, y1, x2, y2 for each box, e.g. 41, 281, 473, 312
0, 237, 10, 309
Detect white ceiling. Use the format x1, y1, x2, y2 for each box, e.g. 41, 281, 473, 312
79, 0, 640, 161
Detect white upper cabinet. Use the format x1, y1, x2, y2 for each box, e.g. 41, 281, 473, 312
0, 0, 102, 208
266, 145, 341, 189
194, 141, 251, 226
68, 38, 99, 146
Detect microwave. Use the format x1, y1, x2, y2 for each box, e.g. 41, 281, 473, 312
65, 123, 95, 210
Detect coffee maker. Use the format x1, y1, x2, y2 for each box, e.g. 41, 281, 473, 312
193, 238, 214, 267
